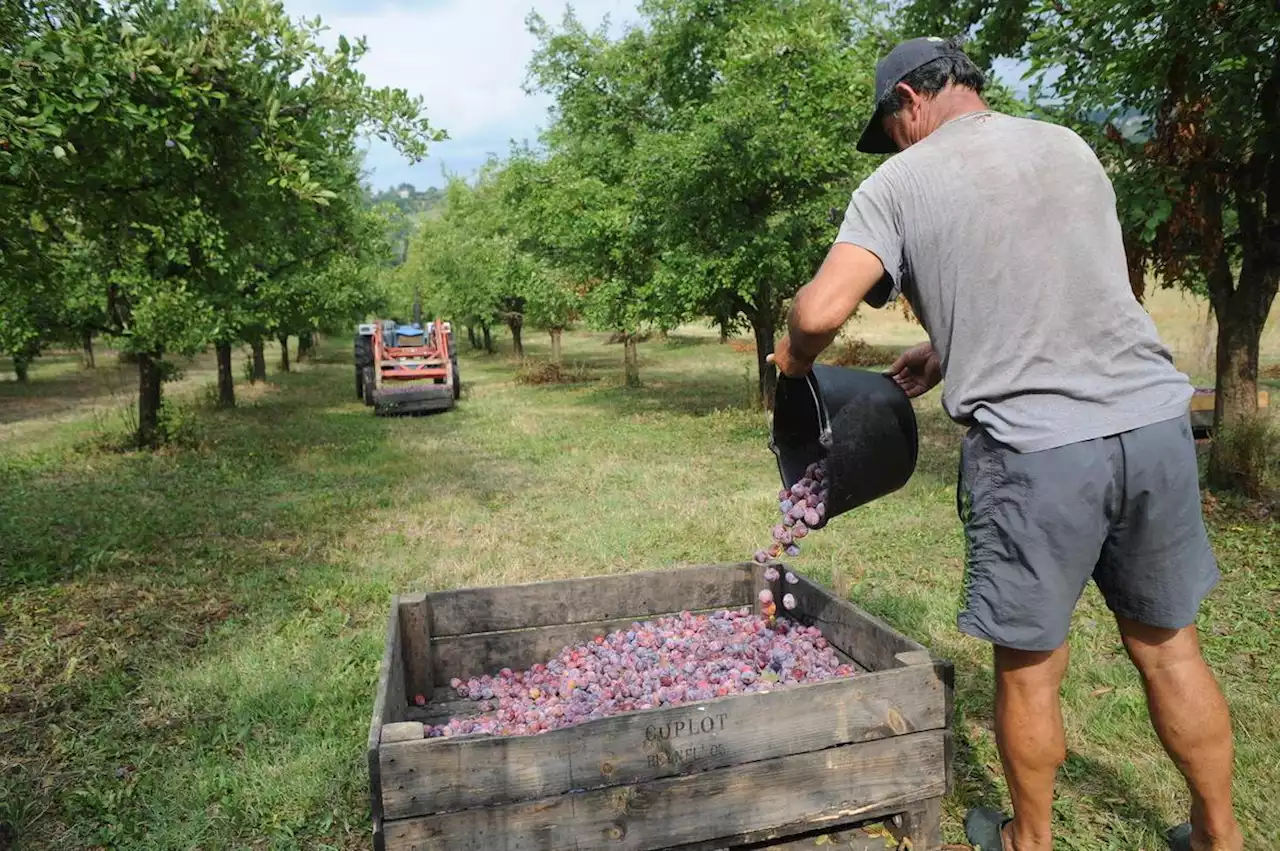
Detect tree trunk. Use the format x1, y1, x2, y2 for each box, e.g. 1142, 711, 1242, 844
137, 351, 163, 448
468, 325, 478, 349
482, 324, 493, 353
508, 315, 524, 359
719, 324, 729, 344
82, 330, 95, 369
298, 331, 314, 361
278, 334, 290, 373
13, 355, 29, 383
250, 338, 267, 383
623, 333, 640, 387
550, 327, 563, 366
1207, 257, 1277, 492
751, 308, 778, 410
215, 341, 235, 409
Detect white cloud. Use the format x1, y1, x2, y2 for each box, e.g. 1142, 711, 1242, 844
282, 0, 637, 188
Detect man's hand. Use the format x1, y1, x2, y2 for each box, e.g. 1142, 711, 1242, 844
766, 335, 814, 378
887, 341, 942, 398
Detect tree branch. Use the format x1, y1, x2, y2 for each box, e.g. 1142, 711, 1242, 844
258, 241, 342, 280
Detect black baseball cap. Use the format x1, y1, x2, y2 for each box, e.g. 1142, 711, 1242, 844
857, 36, 956, 155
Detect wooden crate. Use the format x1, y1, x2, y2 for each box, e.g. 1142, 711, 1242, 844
367, 563, 954, 851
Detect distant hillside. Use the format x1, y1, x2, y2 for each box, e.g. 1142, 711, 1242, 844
367, 183, 444, 266
368, 183, 445, 216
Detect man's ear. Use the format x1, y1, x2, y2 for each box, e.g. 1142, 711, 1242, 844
894, 81, 921, 112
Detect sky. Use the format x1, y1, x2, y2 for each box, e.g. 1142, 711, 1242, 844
279, 0, 1033, 192
280, 0, 638, 191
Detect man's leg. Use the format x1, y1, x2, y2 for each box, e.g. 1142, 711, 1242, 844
955, 429, 1112, 851
1094, 416, 1237, 850
1117, 616, 1242, 851
993, 644, 1071, 851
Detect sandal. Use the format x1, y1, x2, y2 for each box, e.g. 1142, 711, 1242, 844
964, 807, 1012, 851
1166, 822, 1193, 851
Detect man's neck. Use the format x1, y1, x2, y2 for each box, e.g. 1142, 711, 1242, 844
928, 90, 990, 134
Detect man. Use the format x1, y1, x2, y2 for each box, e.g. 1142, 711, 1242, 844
768, 37, 1242, 851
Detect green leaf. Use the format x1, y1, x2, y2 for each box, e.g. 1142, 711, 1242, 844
53, 145, 66, 159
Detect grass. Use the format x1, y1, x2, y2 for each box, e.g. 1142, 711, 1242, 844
1, 297, 1278, 850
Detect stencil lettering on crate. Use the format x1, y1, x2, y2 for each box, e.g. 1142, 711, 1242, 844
642, 710, 729, 767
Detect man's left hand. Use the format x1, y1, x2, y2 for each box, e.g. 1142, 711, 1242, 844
766, 335, 814, 378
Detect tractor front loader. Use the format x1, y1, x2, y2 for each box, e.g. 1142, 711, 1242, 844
354, 319, 460, 415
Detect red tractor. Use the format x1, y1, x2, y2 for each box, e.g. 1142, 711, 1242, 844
354, 319, 460, 415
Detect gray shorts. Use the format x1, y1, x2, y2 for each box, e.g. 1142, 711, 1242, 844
956, 413, 1220, 651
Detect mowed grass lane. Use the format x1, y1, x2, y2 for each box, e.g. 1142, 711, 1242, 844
0, 324, 1276, 850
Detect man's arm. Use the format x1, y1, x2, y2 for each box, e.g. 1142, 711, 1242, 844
770, 243, 889, 377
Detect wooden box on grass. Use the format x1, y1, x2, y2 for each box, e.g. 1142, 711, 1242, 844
367, 563, 954, 851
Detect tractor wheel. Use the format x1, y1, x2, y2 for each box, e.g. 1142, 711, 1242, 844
354, 364, 365, 400
362, 367, 375, 406
354, 334, 373, 367
452, 360, 461, 399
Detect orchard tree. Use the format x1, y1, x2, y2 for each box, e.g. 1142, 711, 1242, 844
524, 15, 677, 385
499, 151, 586, 365
521, 261, 582, 365
408, 179, 503, 352
0, 0, 442, 443
631, 0, 887, 406
903, 0, 1280, 490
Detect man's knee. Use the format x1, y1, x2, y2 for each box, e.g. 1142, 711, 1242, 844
995, 644, 1070, 688
1116, 615, 1203, 676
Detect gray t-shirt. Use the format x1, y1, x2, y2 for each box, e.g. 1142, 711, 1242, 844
835, 110, 1193, 453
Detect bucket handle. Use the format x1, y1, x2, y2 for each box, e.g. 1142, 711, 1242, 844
806, 372, 834, 450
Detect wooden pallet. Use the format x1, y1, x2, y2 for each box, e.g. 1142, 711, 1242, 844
367, 563, 954, 851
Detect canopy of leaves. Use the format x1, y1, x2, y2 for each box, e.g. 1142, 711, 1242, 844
1, 0, 444, 362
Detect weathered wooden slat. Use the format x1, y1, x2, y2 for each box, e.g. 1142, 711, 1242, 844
369, 599, 406, 851
752, 561, 771, 619
788, 574, 925, 672
713, 820, 902, 851
713, 824, 899, 851
431, 607, 725, 684
427, 563, 754, 636
381, 722, 426, 744
894, 650, 934, 667
382, 730, 946, 851
398, 593, 433, 704
674, 796, 925, 851
893, 796, 944, 850
403, 697, 473, 725
380, 663, 948, 819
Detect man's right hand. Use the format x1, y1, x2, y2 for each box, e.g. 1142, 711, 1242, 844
887, 342, 942, 398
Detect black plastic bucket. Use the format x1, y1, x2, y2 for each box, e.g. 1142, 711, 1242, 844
769, 363, 919, 527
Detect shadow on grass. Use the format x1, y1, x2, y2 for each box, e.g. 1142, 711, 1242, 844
0, 355, 138, 426
0, 360, 537, 843
573, 377, 756, 418
1, 368, 523, 592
